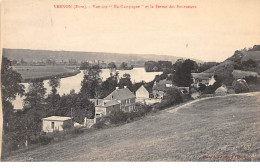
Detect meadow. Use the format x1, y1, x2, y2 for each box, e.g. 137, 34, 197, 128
3, 92, 260, 161
13, 66, 80, 82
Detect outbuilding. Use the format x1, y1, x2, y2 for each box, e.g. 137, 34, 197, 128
42, 116, 73, 133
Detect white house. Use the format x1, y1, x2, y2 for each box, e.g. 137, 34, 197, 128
136, 85, 150, 99
42, 116, 73, 133
104, 86, 136, 112
191, 73, 215, 88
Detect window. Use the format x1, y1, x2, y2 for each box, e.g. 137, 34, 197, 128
51, 122, 55, 129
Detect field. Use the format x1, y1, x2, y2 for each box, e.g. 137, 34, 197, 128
2, 92, 260, 161
13, 66, 80, 82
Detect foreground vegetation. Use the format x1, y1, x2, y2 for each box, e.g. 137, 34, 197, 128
3, 92, 260, 161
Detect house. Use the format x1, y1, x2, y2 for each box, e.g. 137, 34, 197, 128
152, 79, 175, 99
136, 85, 150, 99
42, 116, 73, 133
104, 86, 136, 112
90, 99, 120, 118
191, 73, 215, 88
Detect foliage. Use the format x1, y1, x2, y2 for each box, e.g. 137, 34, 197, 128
1, 57, 25, 132
198, 62, 218, 73
80, 65, 102, 98
214, 63, 235, 86
24, 80, 46, 109
248, 45, 260, 51
132, 81, 146, 93
155, 88, 183, 110
80, 62, 91, 70
118, 73, 133, 91
108, 62, 117, 69
145, 61, 172, 72
100, 74, 119, 98
232, 79, 250, 93
109, 110, 128, 124
173, 59, 197, 87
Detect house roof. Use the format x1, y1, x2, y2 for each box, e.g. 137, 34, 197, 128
158, 79, 173, 85
137, 85, 149, 92
191, 73, 214, 80
104, 88, 136, 101
90, 99, 120, 107
152, 79, 174, 91
42, 116, 72, 121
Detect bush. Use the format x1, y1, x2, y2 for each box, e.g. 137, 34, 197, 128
155, 88, 183, 110
93, 120, 107, 129
232, 79, 250, 93
39, 134, 54, 145
71, 127, 84, 134
109, 110, 128, 124
29, 135, 40, 144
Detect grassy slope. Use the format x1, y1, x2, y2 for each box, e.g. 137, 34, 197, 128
3, 92, 260, 161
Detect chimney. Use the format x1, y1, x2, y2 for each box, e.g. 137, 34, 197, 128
116, 87, 119, 90
124, 86, 127, 88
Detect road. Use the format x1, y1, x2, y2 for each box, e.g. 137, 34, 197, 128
3, 92, 260, 161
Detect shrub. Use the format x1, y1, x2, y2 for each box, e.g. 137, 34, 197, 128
232, 79, 250, 93
39, 134, 54, 145
109, 110, 128, 124
93, 120, 106, 129
71, 127, 84, 134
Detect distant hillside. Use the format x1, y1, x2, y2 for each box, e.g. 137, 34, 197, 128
2, 48, 203, 64
204, 47, 260, 85
241, 51, 260, 63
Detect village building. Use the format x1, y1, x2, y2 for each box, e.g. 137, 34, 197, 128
152, 79, 175, 99
42, 116, 73, 133
191, 73, 215, 88
136, 85, 150, 99
90, 99, 121, 118
104, 86, 136, 112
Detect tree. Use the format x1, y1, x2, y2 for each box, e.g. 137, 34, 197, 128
80, 62, 91, 70
120, 62, 128, 69
48, 78, 60, 96
173, 59, 197, 87
108, 62, 117, 69
100, 73, 119, 98
1, 57, 25, 131
47, 78, 61, 115
80, 65, 102, 99
24, 80, 46, 109
118, 73, 133, 91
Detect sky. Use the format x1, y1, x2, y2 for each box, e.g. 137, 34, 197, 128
2, 0, 260, 62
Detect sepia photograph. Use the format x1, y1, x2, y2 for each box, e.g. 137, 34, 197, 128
0, 0, 260, 164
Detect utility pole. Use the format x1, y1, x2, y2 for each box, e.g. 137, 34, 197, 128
71, 108, 73, 127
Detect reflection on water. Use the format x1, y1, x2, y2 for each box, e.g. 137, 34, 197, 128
12, 68, 162, 109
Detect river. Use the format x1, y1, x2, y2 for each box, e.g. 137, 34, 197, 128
12, 68, 162, 109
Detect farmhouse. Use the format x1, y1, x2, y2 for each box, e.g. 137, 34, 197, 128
42, 116, 73, 133
90, 99, 120, 118
104, 86, 136, 112
191, 73, 215, 88
152, 79, 175, 99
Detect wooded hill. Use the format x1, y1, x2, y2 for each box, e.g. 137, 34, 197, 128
3, 48, 202, 65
